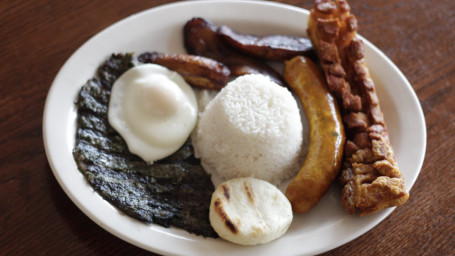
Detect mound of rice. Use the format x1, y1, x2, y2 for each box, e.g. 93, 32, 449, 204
192, 74, 303, 185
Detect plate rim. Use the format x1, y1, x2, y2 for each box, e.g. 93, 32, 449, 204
43, 1, 427, 255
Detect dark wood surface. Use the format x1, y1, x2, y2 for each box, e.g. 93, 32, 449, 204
1, 0, 454, 255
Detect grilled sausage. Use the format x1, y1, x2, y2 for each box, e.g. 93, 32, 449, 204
284, 56, 345, 213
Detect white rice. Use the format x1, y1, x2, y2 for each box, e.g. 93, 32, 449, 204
192, 74, 304, 185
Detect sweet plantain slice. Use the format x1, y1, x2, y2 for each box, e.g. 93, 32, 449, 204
138, 52, 230, 90
218, 25, 314, 61
183, 17, 285, 86
284, 56, 345, 213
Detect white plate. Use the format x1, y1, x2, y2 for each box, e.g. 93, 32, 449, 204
43, 1, 426, 255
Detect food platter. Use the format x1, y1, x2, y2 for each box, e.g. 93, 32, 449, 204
43, 1, 426, 255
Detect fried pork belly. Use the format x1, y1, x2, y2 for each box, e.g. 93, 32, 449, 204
307, 0, 409, 215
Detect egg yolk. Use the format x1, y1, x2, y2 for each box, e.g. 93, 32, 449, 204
138, 74, 181, 117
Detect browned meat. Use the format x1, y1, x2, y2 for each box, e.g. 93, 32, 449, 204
308, 0, 409, 216
353, 132, 371, 149
343, 112, 369, 130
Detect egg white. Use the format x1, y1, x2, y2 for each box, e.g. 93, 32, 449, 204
108, 63, 198, 163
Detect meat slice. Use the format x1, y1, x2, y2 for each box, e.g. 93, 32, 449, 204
308, 0, 409, 216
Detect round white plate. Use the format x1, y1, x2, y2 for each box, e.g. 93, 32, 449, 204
43, 1, 426, 255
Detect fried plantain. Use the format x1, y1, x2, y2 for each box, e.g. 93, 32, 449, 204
183, 17, 285, 86
217, 25, 313, 61
138, 52, 230, 90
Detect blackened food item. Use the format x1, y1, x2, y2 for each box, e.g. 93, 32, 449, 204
138, 51, 230, 90
183, 17, 285, 86
73, 53, 217, 237
218, 25, 314, 61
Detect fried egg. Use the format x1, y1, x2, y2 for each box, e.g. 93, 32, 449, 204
108, 63, 198, 163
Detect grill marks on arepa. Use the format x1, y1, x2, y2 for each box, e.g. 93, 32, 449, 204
209, 178, 293, 245
243, 180, 255, 204
214, 198, 238, 234
214, 181, 258, 234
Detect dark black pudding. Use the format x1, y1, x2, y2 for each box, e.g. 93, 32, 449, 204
72, 53, 217, 237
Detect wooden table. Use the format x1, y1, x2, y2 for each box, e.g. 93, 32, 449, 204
1, 0, 454, 255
